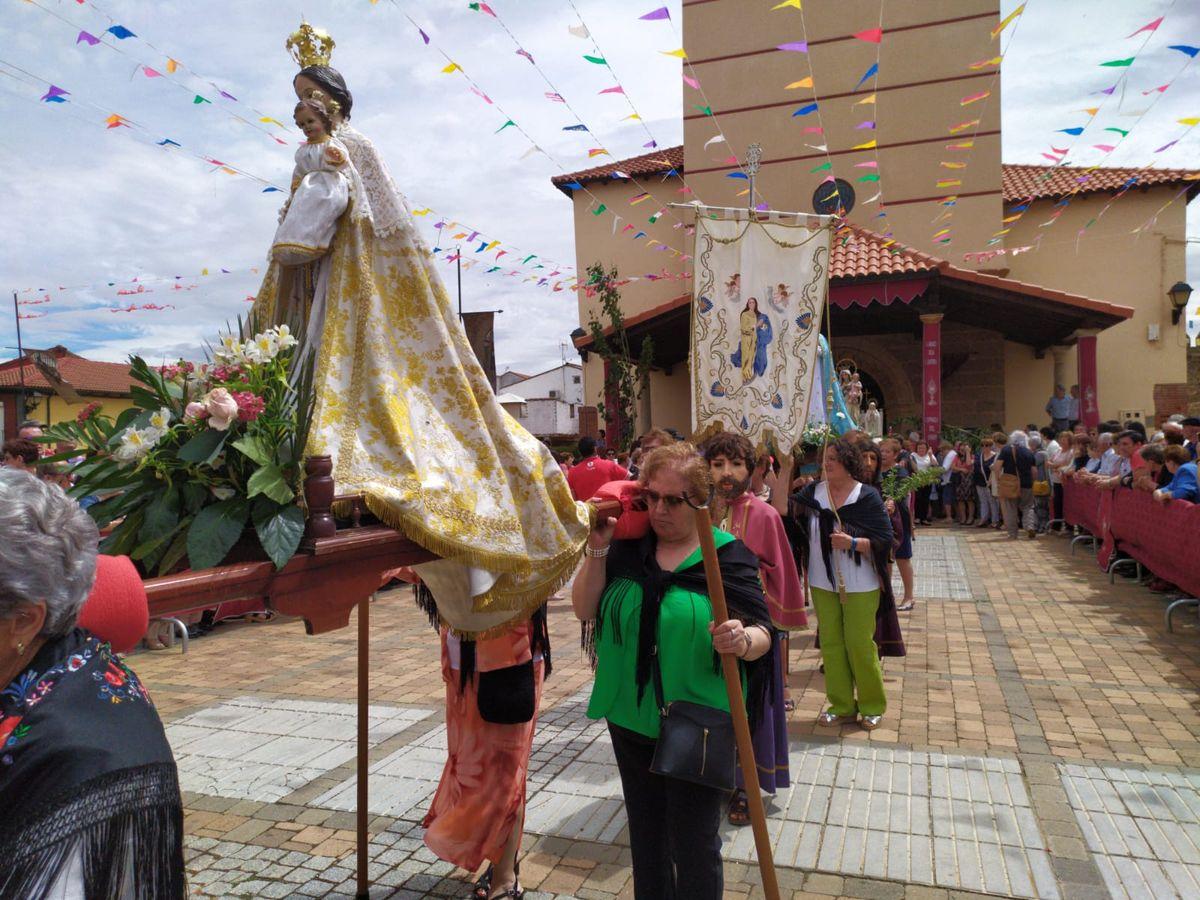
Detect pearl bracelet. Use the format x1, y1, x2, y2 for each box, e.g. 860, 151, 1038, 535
584, 545, 610, 558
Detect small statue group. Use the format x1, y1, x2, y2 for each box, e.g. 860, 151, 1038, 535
838, 366, 883, 437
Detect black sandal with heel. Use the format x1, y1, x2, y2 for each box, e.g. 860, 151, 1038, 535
472, 864, 494, 899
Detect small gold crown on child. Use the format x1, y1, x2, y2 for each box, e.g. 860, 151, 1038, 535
287, 21, 335, 69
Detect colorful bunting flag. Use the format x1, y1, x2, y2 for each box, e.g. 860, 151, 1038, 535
961, 90, 990, 105
1169, 45, 1200, 57
545, 92, 565, 102
948, 119, 979, 133
516, 49, 534, 64
562, 124, 588, 131
857, 173, 880, 182
969, 56, 1002, 69
640, 7, 670, 20
726, 172, 749, 179
683, 74, 700, 89
40, 85, 69, 103
106, 25, 136, 39
771, 0, 803, 8
1057, 127, 1084, 135
141, 66, 162, 78
599, 86, 625, 95
946, 140, 974, 150
591, 204, 607, 215
105, 113, 128, 128
777, 42, 808, 52
442, 62, 462, 73
588, 149, 610, 157
785, 77, 813, 89
854, 28, 883, 43
1104, 127, 1130, 136
704, 134, 727, 149
166, 58, 179, 73
991, 4, 1024, 39
158, 138, 181, 147
1099, 57, 1135, 67
495, 119, 515, 133
1092, 144, 1116, 152
583, 55, 607, 64
693, 105, 713, 116
810, 162, 832, 172
855, 93, 876, 105
568, 24, 589, 39
419, 28, 430, 44
468, 2, 497, 16
855, 63, 879, 90
76, 31, 100, 45
1127, 16, 1163, 37
660, 49, 688, 58
940, 161, 966, 169
856, 121, 875, 129
852, 139, 877, 150
792, 102, 819, 116
193, 95, 210, 104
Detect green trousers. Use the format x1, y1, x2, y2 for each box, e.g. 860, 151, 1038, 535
811, 586, 886, 717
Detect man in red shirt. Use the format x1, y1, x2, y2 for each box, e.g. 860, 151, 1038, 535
566, 436, 629, 500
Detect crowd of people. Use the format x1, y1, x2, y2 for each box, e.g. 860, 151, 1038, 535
3, 403, 1197, 899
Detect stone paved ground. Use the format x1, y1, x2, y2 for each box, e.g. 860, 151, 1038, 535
129, 524, 1200, 899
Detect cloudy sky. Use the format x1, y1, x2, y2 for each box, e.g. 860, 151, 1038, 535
2, 0, 1197, 374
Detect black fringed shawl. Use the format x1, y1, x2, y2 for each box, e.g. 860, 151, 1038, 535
587, 529, 776, 730
786, 482, 906, 658
413, 583, 551, 692
0, 628, 185, 899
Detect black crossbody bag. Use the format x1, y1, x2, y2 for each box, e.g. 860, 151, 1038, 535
648, 645, 737, 791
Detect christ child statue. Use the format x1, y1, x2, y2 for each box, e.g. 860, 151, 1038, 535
271, 95, 353, 267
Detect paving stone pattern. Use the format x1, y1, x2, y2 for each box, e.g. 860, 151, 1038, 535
126, 525, 1200, 898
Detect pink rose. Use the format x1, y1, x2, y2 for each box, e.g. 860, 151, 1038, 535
184, 401, 208, 421
203, 388, 239, 431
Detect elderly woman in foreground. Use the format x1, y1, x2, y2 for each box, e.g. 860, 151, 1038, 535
0, 469, 185, 899
572, 442, 774, 899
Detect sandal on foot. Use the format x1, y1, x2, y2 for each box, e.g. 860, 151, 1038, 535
472, 864, 494, 899
488, 879, 523, 900
783, 698, 796, 713
727, 790, 751, 826
897, 600, 916, 612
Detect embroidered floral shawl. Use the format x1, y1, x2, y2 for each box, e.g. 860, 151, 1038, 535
0, 629, 185, 899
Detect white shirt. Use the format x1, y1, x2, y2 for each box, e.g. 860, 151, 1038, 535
911, 452, 935, 472
807, 482, 882, 594
941, 450, 958, 484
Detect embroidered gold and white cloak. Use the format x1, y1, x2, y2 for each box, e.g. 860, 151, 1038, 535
252, 123, 590, 634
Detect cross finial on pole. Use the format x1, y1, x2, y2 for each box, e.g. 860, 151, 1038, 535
745, 143, 763, 212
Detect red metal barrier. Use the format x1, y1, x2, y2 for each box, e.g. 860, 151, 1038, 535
1061, 477, 1200, 597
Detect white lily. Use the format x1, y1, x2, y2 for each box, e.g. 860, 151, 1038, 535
148, 407, 172, 430
112, 426, 164, 463
273, 324, 298, 351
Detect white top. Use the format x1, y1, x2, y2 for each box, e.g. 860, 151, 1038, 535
807, 481, 882, 594
941, 449, 958, 484
911, 452, 935, 472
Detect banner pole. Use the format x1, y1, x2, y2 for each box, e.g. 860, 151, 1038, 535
693, 505, 781, 900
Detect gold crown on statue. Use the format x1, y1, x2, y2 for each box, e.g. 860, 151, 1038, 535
287, 21, 335, 69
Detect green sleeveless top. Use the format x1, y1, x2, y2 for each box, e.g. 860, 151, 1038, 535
586, 528, 742, 739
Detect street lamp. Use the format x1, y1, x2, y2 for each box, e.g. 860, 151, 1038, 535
1168, 281, 1192, 325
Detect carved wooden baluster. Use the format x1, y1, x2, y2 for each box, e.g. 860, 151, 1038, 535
304, 455, 337, 540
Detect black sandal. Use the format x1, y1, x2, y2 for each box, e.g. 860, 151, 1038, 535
488, 862, 523, 900
472, 864, 493, 899
727, 790, 751, 826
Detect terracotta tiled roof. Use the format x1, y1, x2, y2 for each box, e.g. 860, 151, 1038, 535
831, 227, 1132, 321
552, 146, 685, 192
1002, 163, 1200, 203
830, 226, 941, 278
0, 348, 136, 396
552, 145, 1199, 203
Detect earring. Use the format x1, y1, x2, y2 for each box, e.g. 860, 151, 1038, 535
16, 642, 24, 656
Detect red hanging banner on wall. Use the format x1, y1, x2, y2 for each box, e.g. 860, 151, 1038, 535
1077, 333, 1100, 428
921, 314, 942, 445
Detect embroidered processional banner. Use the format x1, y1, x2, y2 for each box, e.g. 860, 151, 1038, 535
691, 213, 831, 455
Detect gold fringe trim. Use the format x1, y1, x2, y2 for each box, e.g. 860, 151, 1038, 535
359, 491, 588, 588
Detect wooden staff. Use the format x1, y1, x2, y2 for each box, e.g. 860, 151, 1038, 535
693, 505, 780, 900
356, 595, 370, 900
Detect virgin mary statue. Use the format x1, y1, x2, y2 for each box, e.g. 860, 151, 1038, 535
252, 25, 590, 634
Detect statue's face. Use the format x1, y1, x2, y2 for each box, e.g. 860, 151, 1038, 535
294, 74, 321, 101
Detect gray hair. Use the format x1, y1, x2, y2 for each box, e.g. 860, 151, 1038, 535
0, 469, 99, 638
1028, 433, 1043, 449
1097, 432, 1114, 449
1008, 430, 1029, 448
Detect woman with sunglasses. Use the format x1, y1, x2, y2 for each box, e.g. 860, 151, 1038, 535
572, 442, 774, 899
